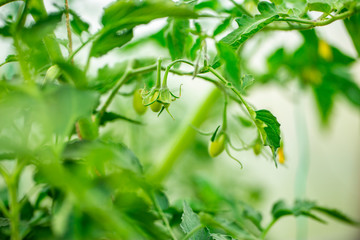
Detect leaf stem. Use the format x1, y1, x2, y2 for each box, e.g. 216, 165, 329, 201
97, 61, 133, 122
260, 219, 278, 239
156, 58, 162, 88
162, 59, 194, 87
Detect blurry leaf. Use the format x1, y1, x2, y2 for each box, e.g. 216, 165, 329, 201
20, 199, 34, 221
307, 0, 332, 13
211, 233, 234, 240
101, 0, 197, 27
190, 37, 202, 61
90, 29, 133, 58
213, 17, 231, 36
312, 80, 335, 124
90, 62, 128, 93
271, 200, 292, 219
255, 109, 281, 158
344, 13, 360, 57
56, 61, 87, 88
0, 55, 17, 67
240, 74, 254, 92
0, 24, 11, 37
243, 204, 263, 231
44, 85, 99, 136
216, 42, 241, 89
154, 190, 169, 211
63, 140, 143, 174
180, 201, 211, 240
0, 152, 16, 160
313, 206, 359, 225
93, 0, 197, 57
21, 12, 63, 44
70, 10, 89, 36
237, 116, 253, 127
0, 218, 9, 227
166, 18, 190, 60
114, 191, 168, 239
100, 112, 142, 126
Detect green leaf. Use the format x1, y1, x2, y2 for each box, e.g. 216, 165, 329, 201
240, 74, 254, 92
219, 2, 279, 50
213, 17, 231, 36
216, 42, 241, 89
271, 200, 293, 219
90, 29, 134, 58
307, 0, 332, 13
313, 206, 359, 225
70, 10, 90, 36
344, 13, 360, 57
44, 85, 99, 137
211, 233, 234, 240
166, 18, 190, 60
312, 80, 335, 124
180, 201, 211, 240
0, 55, 17, 67
56, 61, 87, 88
255, 109, 281, 158
21, 12, 63, 44
243, 204, 263, 231
99, 112, 142, 126
63, 140, 143, 174
101, 0, 197, 28
93, 0, 196, 57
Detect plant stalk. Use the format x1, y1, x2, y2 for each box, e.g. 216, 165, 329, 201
149, 87, 221, 183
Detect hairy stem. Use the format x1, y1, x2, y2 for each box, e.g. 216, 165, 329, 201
65, 0, 73, 62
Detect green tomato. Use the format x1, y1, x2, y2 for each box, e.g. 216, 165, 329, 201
208, 134, 225, 157
150, 101, 162, 112
253, 142, 262, 156
76, 116, 98, 140
133, 89, 147, 115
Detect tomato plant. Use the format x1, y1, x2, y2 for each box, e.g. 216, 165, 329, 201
0, 0, 359, 239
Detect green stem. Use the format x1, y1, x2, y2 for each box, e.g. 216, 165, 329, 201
208, 67, 255, 119
149, 87, 221, 183
276, 5, 360, 26
7, 160, 25, 240
222, 94, 228, 131
156, 58, 162, 88
181, 225, 204, 240
261, 219, 278, 239
97, 62, 132, 122
162, 59, 194, 87
152, 193, 177, 240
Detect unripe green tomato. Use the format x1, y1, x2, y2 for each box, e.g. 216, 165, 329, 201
208, 134, 225, 157
44, 65, 61, 82
76, 117, 98, 140
150, 101, 162, 112
133, 89, 147, 115
253, 142, 262, 156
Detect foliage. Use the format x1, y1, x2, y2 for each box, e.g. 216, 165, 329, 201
0, 0, 359, 239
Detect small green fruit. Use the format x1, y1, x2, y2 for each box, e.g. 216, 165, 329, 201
208, 134, 225, 157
